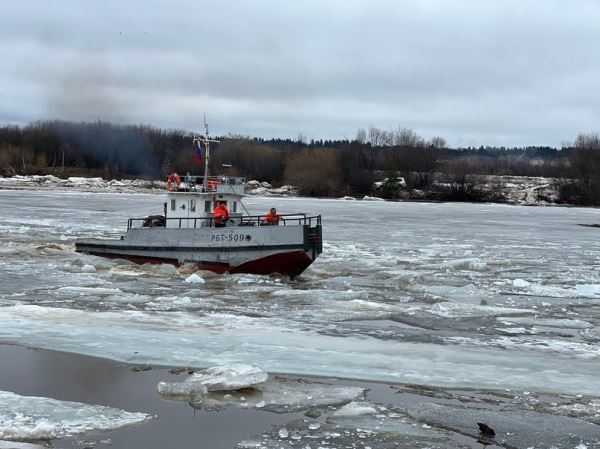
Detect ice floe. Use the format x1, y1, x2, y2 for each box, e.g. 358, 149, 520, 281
581, 326, 600, 342
245, 181, 298, 196
422, 284, 487, 304
160, 375, 365, 414
80, 264, 96, 273
0, 175, 162, 193
513, 278, 531, 288
499, 317, 593, 329
1, 304, 599, 394
576, 284, 600, 296
184, 273, 205, 284
0, 441, 47, 449
56, 286, 122, 295
508, 281, 600, 299
432, 258, 489, 271
406, 301, 532, 319
332, 401, 377, 416
158, 364, 268, 396
0, 391, 151, 441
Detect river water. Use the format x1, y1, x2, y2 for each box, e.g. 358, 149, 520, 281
1, 189, 600, 448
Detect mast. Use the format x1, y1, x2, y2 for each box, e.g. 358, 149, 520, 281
192, 115, 220, 192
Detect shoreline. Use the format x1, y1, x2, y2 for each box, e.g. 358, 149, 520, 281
0, 174, 564, 207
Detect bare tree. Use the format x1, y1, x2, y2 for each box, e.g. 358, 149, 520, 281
368, 125, 386, 147
355, 128, 367, 144
429, 136, 447, 149
365, 125, 383, 171
394, 127, 424, 148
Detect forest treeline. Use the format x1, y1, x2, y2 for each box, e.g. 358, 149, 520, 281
1, 120, 599, 205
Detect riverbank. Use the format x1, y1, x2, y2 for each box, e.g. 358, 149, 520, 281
0, 174, 560, 205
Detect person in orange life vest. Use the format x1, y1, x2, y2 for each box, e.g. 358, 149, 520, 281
214, 202, 229, 227
263, 207, 281, 225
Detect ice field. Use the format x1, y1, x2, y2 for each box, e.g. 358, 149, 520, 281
1, 188, 600, 446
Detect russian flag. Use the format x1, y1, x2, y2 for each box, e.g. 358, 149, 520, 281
195, 141, 203, 165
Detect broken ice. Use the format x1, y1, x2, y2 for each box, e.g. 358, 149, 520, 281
238, 401, 449, 449
2, 191, 600, 398
159, 373, 365, 414
0, 391, 152, 441
158, 364, 268, 397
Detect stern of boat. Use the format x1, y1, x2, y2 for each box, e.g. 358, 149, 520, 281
304, 216, 322, 262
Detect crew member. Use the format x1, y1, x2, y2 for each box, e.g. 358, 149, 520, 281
263, 207, 281, 225
214, 201, 229, 228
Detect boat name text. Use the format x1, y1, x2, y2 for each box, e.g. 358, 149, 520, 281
211, 233, 251, 242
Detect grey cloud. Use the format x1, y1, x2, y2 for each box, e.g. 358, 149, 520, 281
0, 0, 599, 146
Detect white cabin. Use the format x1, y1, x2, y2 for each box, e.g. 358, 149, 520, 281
165, 175, 245, 228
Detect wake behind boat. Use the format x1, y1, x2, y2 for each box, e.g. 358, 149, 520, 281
75, 122, 322, 278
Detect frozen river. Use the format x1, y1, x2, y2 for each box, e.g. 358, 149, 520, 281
1, 189, 600, 447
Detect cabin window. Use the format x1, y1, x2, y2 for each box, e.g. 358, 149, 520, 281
190, 199, 196, 212
171, 199, 176, 211
205, 200, 211, 212
232, 201, 237, 213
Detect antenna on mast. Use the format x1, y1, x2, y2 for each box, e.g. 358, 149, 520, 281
192, 115, 220, 192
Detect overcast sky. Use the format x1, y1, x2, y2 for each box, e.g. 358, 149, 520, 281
1, 0, 599, 147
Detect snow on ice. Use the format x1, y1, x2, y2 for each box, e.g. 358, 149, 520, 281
0, 175, 301, 197
0, 175, 161, 193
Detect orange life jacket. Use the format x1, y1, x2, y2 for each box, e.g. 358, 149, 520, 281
214, 205, 229, 224
264, 211, 281, 225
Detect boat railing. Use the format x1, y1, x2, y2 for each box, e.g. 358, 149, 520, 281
240, 214, 321, 227
128, 214, 321, 229
178, 175, 246, 193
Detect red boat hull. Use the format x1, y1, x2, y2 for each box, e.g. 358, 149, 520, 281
84, 249, 313, 279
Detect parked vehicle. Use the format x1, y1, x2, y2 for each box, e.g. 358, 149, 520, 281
373, 177, 406, 190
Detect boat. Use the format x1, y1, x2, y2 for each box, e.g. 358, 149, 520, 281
75, 122, 322, 278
